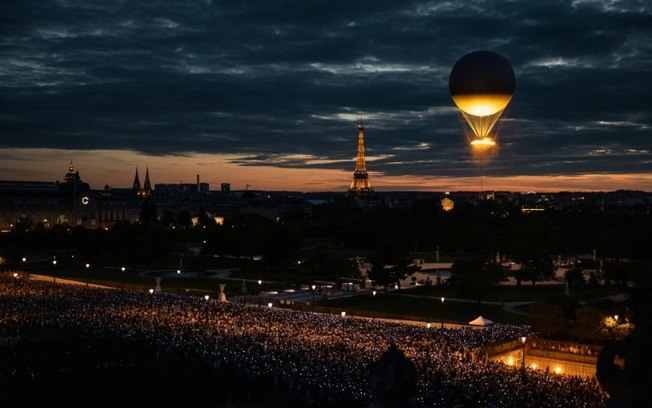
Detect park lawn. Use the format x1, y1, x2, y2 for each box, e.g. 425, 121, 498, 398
324, 292, 529, 326
408, 283, 620, 303
229, 266, 324, 287
22, 264, 226, 296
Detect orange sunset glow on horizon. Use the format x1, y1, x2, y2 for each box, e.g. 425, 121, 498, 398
0, 148, 649, 194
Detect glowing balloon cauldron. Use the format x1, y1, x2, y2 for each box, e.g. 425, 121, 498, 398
449, 50, 515, 150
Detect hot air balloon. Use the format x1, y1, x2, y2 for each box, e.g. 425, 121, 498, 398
449, 50, 515, 149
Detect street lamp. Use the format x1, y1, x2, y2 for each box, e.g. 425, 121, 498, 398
52, 259, 57, 283
85, 263, 90, 287
440, 297, 445, 328
148, 288, 155, 309
520, 336, 527, 368
121, 266, 126, 290
612, 315, 620, 340
258, 280, 263, 306
311, 284, 316, 310
22, 257, 29, 277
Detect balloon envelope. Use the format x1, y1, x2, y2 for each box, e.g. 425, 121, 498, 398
449, 51, 515, 140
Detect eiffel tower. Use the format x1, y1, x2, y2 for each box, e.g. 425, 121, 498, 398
347, 123, 374, 196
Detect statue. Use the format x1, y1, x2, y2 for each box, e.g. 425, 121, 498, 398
367, 343, 417, 408
218, 284, 227, 302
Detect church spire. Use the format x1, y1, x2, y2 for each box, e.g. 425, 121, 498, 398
142, 166, 152, 198
347, 122, 374, 196
133, 168, 141, 196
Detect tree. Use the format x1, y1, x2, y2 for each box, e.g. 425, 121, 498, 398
177, 210, 192, 228
529, 302, 567, 337
139, 199, 158, 228
367, 238, 420, 290
262, 223, 302, 267
160, 209, 176, 229
304, 248, 358, 281
196, 206, 216, 228
569, 306, 606, 342
603, 260, 635, 287
516, 254, 555, 286
12, 215, 35, 233
565, 261, 586, 287
451, 255, 504, 303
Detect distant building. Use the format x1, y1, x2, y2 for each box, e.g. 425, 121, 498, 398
347, 123, 374, 196
441, 196, 454, 212
0, 162, 95, 230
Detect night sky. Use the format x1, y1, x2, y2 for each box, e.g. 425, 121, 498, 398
1, 0, 651, 192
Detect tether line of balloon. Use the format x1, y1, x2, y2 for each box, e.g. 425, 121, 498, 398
456, 111, 488, 195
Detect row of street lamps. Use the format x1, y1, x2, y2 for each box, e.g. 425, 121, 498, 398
38, 265, 463, 334
45, 258, 117, 287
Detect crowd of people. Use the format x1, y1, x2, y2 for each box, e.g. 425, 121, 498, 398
0, 273, 608, 407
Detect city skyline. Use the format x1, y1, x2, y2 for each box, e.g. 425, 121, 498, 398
1, 1, 651, 193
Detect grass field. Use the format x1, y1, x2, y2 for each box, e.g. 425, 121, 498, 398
322, 292, 530, 326
406, 283, 619, 303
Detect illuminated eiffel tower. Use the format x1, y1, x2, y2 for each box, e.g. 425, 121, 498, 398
347, 123, 374, 196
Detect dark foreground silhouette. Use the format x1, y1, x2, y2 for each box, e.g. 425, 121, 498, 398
596, 279, 652, 408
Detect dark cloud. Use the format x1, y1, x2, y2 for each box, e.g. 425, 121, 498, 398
0, 0, 650, 182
